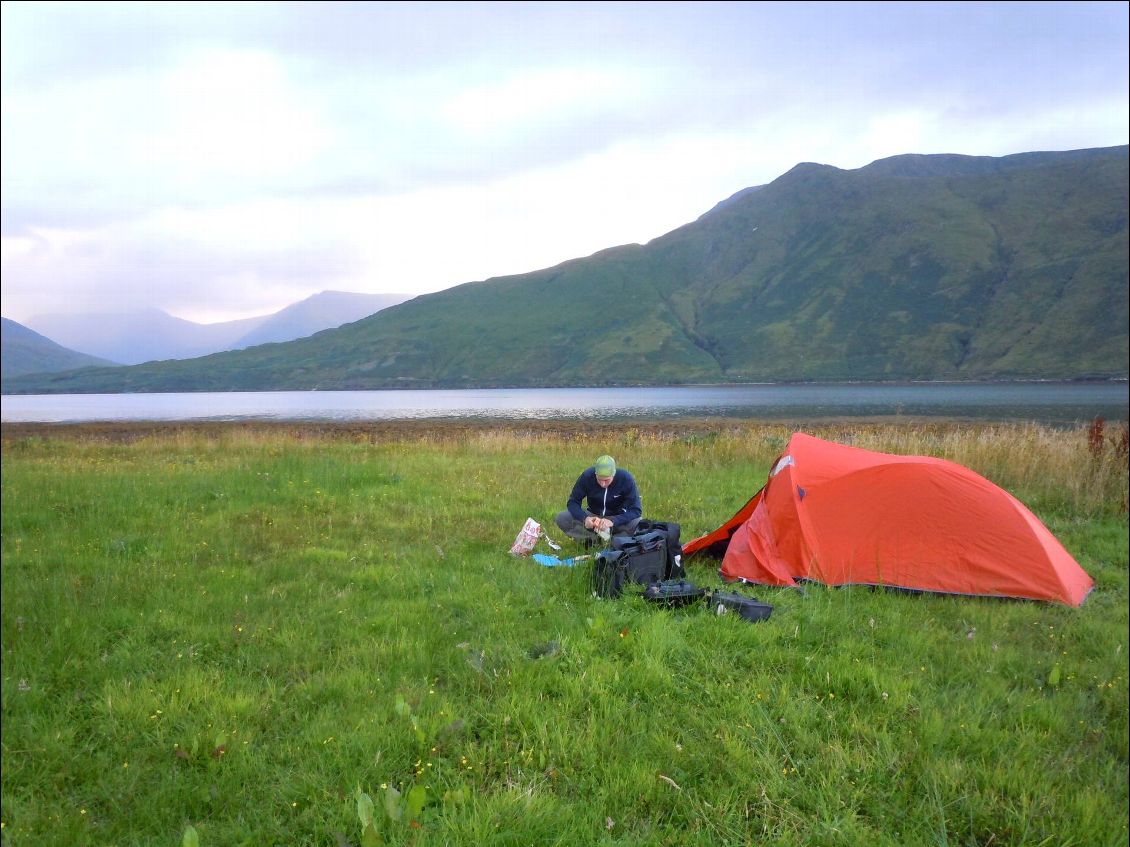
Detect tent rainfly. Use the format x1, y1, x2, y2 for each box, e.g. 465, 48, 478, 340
683, 433, 1094, 606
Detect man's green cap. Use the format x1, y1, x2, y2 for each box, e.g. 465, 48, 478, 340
594, 455, 616, 478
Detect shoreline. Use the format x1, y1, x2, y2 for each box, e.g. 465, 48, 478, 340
0, 417, 820, 443
0, 416, 1100, 444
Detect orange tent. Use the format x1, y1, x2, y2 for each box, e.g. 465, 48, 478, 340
684, 433, 1094, 606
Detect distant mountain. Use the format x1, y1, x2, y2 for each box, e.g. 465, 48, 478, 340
22, 291, 412, 365
1, 317, 117, 378
5, 145, 1126, 394
230, 291, 414, 349
23, 308, 265, 365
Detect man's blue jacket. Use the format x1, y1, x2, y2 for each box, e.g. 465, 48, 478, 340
566, 467, 642, 528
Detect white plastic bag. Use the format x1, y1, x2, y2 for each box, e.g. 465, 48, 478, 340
509, 517, 542, 556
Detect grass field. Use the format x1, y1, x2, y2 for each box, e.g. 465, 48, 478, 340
1, 419, 1127, 847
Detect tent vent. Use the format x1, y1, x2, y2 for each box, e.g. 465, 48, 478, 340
771, 455, 794, 477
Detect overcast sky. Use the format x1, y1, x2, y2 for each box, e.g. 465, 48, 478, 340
2, 1, 1127, 325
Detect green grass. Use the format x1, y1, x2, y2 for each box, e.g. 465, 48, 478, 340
1, 421, 1127, 846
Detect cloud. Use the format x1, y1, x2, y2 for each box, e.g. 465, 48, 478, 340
2, 1, 1127, 325
2, 212, 363, 323
439, 66, 648, 138
140, 48, 334, 180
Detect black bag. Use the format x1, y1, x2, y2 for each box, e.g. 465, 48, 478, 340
628, 520, 686, 580
591, 549, 629, 598
642, 579, 706, 607
635, 520, 684, 579
611, 530, 667, 586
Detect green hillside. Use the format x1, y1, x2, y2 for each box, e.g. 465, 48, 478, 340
4, 146, 1126, 394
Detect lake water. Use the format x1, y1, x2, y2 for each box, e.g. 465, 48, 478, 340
1, 383, 1126, 426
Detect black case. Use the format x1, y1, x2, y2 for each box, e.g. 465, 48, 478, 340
708, 591, 774, 623
642, 579, 706, 607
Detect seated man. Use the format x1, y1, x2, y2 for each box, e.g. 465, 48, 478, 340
555, 454, 642, 546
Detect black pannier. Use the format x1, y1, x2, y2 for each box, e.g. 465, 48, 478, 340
611, 529, 667, 586
622, 520, 686, 580
591, 549, 629, 598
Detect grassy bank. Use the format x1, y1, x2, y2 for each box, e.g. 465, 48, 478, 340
1, 420, 1127, 846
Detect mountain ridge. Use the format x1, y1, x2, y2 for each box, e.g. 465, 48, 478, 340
4, 145, 1126, 394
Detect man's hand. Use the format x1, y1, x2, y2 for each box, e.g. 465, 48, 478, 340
585, 517, 613, 532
